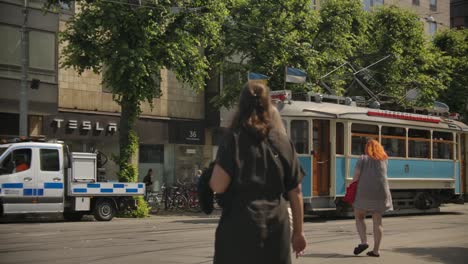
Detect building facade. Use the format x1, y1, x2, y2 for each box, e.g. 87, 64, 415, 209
0, 1, 213, 192
0, 0, 59, 136
365, 0, 450, 36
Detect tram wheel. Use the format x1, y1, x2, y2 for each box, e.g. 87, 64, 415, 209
414, 192, 437, 210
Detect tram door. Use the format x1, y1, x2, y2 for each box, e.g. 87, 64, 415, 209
312, 120, 330, 196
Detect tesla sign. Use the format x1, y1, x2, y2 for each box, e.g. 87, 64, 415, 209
53, 118, 118, 133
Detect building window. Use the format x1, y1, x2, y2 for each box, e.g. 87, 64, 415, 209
59, 0, 75, 13
428, 21, 437, 36
412, 0, 419, 5
29, 30, 56, 71
430, 0, 437, 11
363, 0, 384, 11
0, 24, 21, 66
139, 144, 164, 163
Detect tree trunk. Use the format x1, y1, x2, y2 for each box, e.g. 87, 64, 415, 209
118, 94, 139, 182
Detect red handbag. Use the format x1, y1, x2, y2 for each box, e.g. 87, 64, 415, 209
343, 181, 358, 204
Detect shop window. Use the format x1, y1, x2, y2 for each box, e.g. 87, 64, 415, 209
336, 122, 344, 155
432, 131, 453, 160
40, 149, 60, 171
351, 123, 378, 155
381, 126, 406, 157
291, 120, 309, 154
408, 129, 430, 158
139, 144, 164, 163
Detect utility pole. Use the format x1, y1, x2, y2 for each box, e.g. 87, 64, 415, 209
19, 0, 29, 136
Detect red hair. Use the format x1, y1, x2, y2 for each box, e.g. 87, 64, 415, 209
365, 139, 388, 161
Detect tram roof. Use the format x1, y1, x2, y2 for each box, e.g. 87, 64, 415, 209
277, 100, 468, 132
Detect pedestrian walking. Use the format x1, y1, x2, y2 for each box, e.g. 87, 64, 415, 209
352, 139, 393, 257
143, 169, 154, 197
210, 81, 306, 264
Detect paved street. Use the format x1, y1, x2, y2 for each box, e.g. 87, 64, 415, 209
1, 204, 467, 264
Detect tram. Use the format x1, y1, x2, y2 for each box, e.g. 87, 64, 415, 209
273, 91, 468, 215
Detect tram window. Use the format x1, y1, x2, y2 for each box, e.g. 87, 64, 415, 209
408, 129, 430, 158
351, 123, 378, 155
336, 122, 344, 155
433, 131, 453, 160
381, 126, 406, 157
291, 120, 309, 154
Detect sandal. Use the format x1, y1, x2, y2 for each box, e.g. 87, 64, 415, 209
367, 251, 380, 257
353, 244, 369, 255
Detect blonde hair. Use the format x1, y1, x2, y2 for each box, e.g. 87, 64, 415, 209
365, 139, 388, 161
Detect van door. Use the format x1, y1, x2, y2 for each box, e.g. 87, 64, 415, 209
0, 147, 35, 214
36, 147, 64, 212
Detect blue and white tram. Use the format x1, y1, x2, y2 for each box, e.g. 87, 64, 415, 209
275, 93, 468, 215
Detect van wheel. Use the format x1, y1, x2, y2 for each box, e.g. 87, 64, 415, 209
63, 212, 84, 221
94, 199, 115, 221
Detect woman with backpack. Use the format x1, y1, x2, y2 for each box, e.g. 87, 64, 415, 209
209, 81, 307, 264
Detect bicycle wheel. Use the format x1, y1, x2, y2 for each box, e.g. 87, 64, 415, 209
173, 194, 189, 212
147, 194, 162, 214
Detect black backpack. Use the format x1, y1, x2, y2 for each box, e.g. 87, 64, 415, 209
197, 162, 215, 214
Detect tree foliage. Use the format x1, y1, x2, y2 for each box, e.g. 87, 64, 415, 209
212, 0, 318, 107
433, 29, 468, 120
352, 5, 449, 106
49, 0, 228, 181
311, 0, 369, 94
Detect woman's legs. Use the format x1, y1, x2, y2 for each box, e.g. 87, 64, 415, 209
371, 212, 383, 254
354, 208, 367, 245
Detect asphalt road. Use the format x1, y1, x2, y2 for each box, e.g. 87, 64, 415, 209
0, 204, 467, 264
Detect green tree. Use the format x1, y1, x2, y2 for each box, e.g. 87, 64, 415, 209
211, 0, 318, 107
48, 0, 228, 182
433, 29, 468, 121
311, 0, 369, 95
354, 5, 449, 106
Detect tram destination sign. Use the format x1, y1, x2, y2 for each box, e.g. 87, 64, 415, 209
367, 110, 440, 123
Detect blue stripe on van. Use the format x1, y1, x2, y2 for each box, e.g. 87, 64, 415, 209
23, 189, 34, 196
100, 188, 113, 193
37, 189, 44, 196
2, 183, 23, 188
73, 188, 87, 193
138, 183, 144, 188
87, 183, 100, 188
44, 182, 64, 189
126, 189, 138, 193
113, 184, 125, 188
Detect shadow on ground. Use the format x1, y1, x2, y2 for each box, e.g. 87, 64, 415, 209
393, 247, 468, 264
302, 252, 356, 259
0, 214, 95, 224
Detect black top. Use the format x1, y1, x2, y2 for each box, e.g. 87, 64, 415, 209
213, 127, 304, 264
